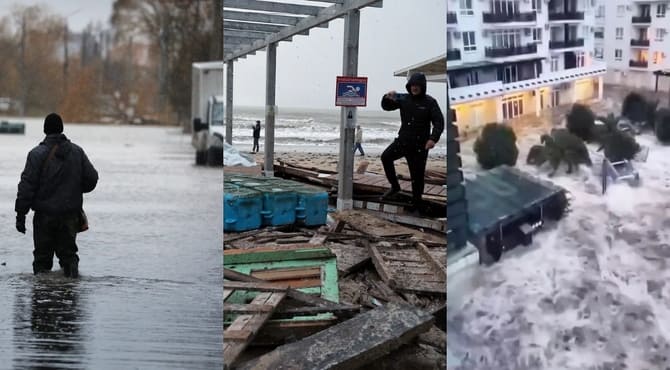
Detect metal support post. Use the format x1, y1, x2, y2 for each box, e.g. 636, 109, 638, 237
337, 9, 360, 211
264, 42, 277, 177
225, 61, 234, 145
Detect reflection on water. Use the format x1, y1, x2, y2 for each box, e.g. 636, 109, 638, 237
13, 275, 86, 369
0, 120, 222, 369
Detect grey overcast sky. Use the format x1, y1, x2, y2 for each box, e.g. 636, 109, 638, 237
225, 0, 447, 111
0, 0, 113, 32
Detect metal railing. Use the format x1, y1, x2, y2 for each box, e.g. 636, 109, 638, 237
482, 12, 536, 23
548, 38, 585, 49
485, 43, 537, 57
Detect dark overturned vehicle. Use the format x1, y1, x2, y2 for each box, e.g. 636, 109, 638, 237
191, 61, 224, 166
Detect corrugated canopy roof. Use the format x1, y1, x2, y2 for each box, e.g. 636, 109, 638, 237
393, 54, 446, 82
224, 0, 383, 62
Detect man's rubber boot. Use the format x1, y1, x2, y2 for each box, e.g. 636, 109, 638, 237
64, 262, 79, 278
380, 187, 400, 200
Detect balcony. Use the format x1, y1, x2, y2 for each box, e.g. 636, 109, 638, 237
482, 12, 536, 23
548, 38, 585, 49
594, 32, 604, 39
447, 12, 457, 24
632, 15, 652, 24
629, 60, 649, 68
447, 48, 461, 61
548, 11, 584, 21
630, 39, 650, 47
485, 43, 537, 58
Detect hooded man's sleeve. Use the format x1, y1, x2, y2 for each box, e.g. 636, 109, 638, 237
381, 95, 400, 111
15, 152, 40, 216
81, 151, 98, 193
429, 99, 445, 143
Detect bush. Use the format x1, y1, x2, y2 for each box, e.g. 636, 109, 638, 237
655, 108, 670, 143
566, 104, 595, 142
601, 131, 640, 162
622, 92, 648, 123
474, 123, 519, 169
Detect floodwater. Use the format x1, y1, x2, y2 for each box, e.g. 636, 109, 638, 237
0, 119, 223, 369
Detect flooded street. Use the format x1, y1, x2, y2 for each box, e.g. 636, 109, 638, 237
0, 119, 222, 369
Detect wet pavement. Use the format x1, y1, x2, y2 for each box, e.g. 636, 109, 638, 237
0, 119, 222, 369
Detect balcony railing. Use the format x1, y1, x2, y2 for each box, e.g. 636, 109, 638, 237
630, 39, 650, 47
594, 32, 604, 39
548, 38, 585, 49
548, 11, 585, 21
447, 12, 457, 24
485, 43, 537, 58
447, 48, 461, 61
629, 60, 649, 68
632, 15, 652, 23
482, 12, 536, 23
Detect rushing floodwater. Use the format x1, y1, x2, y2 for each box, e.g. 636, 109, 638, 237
0, 118, 223, 369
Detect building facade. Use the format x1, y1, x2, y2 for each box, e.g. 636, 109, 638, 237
594, 0, 670, 91
447, 0, 607, 134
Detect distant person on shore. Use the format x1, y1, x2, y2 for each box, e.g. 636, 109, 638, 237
354, 125, 365, 156
252, 120, 261, 153
380, 72, 444, 211
15, 113, 98, 278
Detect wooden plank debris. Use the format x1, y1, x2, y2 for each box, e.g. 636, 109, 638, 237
328, 243, 370, 276
333, 210, 417, 238
224, 289, 287, 369
237, 303, 434, 370
367, 243, 446, 296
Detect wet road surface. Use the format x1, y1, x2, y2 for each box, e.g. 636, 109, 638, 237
0, 120, 222, 369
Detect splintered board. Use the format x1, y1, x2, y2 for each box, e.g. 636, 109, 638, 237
237, 303, 434, 370
224, 245, 339, 324
224, 288, 286, 369
368, 243, 446, 295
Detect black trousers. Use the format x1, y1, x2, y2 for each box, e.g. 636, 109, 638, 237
252, 137, 259, 152
32, 212, 80, 274
381, 139, 429, 204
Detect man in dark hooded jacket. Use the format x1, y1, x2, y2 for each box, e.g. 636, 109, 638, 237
15, 113, 98, 278
380, 72, 444, 210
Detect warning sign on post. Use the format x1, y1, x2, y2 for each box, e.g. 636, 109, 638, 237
335, 76, 368, 107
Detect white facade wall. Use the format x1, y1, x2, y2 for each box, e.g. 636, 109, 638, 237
596, 0, 670, 90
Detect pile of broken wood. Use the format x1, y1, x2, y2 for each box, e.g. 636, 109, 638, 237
224, 210, 447, 370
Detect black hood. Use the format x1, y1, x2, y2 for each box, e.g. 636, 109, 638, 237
405, 72, 427, 97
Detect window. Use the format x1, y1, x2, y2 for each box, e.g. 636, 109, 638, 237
491, 30, 522, 49
550, 57, 559, 72
654, 51, 666, 64
594, 47, 604, 59
490, 0, 519, 14
531, 0, 541, 13
596, 5, 605, 18
463, 31, 477, 52
657, 28, 666, 41
466, 70, 480, 85
617, 5, 625, 16
577, 52, 585, 67
502, 95, 524, 120
658, 4, 667, 17
594, 27, 604, 39
616, 28, 623, 40
502, 65, 518, 83
532, 28, 542, 42
460, 0, 474, 15
615, 49, 622, 61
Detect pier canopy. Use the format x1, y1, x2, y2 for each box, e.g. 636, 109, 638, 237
224, 0, 382, 62
393, 54, 446, 83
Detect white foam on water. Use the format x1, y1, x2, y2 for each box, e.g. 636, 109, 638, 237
449, 131, 670, 370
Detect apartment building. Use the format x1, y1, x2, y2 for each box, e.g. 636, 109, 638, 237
594, 1, 670, 91
447, 0, 607, 134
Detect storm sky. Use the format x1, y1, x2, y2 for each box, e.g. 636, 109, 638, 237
224, 0, 447, 111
